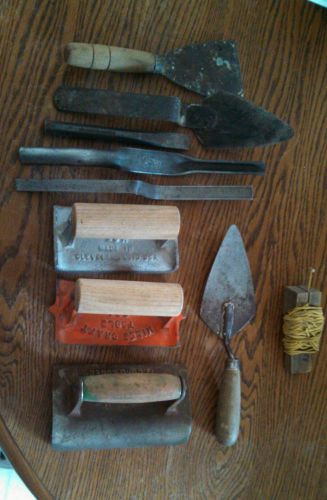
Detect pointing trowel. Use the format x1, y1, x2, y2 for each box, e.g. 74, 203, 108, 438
200, 225, 256, 446
65, 40, 243, 97
54, 87, 293, 149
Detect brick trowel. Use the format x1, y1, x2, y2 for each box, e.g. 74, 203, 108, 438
200, 225, 256, 446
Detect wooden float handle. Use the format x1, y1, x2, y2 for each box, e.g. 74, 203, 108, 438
72, 203, 180, 241
65, 42, 156, 72
82, 373, 182, 404
75, 279, 184, 317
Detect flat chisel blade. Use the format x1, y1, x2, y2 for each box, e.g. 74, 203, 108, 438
16, 179, 253, 201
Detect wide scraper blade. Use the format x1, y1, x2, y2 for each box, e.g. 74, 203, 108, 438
200, 225, 255, 337
155, 40, 243, 97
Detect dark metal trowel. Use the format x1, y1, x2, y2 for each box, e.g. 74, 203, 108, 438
54, 87, 293, 149
66, 40, 243, 97
200, 225, 256, 446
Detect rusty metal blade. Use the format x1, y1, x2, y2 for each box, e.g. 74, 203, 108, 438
155, 40, 243, 97
54, 87, 293, 149
200, 225, 255, 337
193, 91, 293, 148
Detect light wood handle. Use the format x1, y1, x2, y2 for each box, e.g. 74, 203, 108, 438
82, 373, 182, 403
75, 278, 184, 317
66, 43, 156, 72
216, 359, 241, 447
72, 203, 180, 240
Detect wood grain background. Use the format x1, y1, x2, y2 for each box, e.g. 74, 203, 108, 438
0, 0, 326, 498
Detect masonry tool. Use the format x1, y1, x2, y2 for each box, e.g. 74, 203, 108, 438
19, 146, 265, 176
53, 203, 180, 273
54, 87, 293, 148
45, 119, 191, 150
65, 40, 243, 97
16, 179, 254, 201
50, 279, 184, 346
200, 225, 256, 446
52, 363, 192, 450
282, 268, 325, 374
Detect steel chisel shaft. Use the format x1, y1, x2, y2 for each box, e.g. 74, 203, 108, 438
16, 179, 253, 201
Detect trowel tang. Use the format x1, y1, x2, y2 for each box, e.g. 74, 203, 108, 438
54, 203, 180, 274
52, 363, 192, 450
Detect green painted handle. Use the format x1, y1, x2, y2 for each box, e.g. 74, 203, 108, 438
216, 359, 241, 446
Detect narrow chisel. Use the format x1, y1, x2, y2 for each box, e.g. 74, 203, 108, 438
44, 120, 191, 150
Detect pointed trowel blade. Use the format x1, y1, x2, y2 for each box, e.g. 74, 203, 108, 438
194, 91, 293, 148
200, 225, 255, 337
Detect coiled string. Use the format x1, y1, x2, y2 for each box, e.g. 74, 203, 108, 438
283, 269, 325, 356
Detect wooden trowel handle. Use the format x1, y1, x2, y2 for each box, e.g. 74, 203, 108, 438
72, 203, 180, 241
75, 278, 184, 317
216, 359, 241, 447
82, 373, 182, 403
65, 43, 156, 72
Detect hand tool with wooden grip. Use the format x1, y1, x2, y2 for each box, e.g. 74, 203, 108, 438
19, 146, 265, 176
45, 119, 191, 150
54, 87, 293, 149
65, 40, 243, 97
52, 364, 192, 450
50, 279, 184, 346
16, 179, 254, 201
200, 225, 256, 446
74, 278, 183, 317
53, 203, 180, 273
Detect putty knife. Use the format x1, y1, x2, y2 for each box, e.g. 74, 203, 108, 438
65, 40, 243, 97
200, 225, 256, 446
54, 87, 293, 148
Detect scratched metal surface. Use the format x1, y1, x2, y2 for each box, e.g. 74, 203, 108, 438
154, 40, 244, 96
54, 206, 179, 273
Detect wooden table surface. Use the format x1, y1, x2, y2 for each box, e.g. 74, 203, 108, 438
0, 1, 326, 498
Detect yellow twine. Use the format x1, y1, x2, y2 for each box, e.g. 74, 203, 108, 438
283, 304, 325, 355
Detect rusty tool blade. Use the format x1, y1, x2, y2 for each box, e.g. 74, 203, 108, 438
19, 147, 265, 176
200, 225, 255, 337
66, 40, 243, 97
54, 87, 293, 149
16, 179, 253, 201
154, 41, 243, 97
